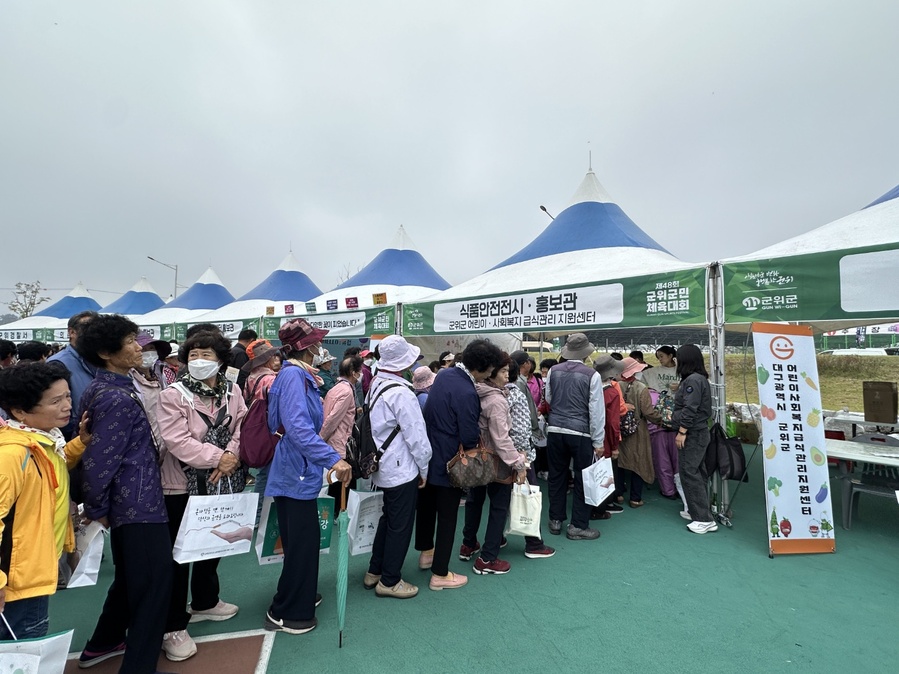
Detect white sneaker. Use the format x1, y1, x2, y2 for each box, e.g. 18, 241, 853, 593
679, 510, 692, 521
687, 520, 718, 534
189, 599, 239, 622
162, 630, 197, 661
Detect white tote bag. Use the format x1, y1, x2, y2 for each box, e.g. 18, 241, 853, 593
506, 483, 542, 538
0, 625, 73, 674
583, 456, 615, 506
67, 520, 107, 588
347, 489, 383, 556
172, 487, 259, 564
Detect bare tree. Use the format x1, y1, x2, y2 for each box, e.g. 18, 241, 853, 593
9, 280, 50, 318
335, 263, 361, 285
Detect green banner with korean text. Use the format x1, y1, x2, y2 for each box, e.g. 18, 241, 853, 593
724, 243, 899, 325
261, 306, 396, 342
401, 267, 707, 336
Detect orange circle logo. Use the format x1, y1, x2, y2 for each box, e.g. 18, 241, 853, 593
769, 336, 794, 360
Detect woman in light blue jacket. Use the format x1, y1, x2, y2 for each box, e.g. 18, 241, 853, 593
264, 319, 352, 636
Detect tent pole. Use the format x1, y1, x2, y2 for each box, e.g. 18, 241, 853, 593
707, 262, 729, 519
539, 331, 544, 362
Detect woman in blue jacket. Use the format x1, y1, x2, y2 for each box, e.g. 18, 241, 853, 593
264, 319, 352, 635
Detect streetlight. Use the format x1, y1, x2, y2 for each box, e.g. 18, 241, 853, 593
147, 256, 179, 299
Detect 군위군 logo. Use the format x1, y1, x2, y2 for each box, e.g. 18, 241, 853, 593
742, 296, 762, 310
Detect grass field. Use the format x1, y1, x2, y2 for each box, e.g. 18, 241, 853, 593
722, 353, 899, 411
578, 352, 899, 412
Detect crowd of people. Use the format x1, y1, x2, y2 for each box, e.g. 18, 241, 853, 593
0, 314, 714, 673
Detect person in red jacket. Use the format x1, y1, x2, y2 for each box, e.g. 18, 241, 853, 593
591, 356, 625, 520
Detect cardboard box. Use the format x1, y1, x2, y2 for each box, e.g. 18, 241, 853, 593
862, 381, 898, 424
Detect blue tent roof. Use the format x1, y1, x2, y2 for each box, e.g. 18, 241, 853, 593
165, 268, 235, 310
33, 283, 102, 318
864, 184, 899, 210
334, 248, 450, 291
492, 171, 669, 270
102, 278, 165, 315
238, 254, 322, 301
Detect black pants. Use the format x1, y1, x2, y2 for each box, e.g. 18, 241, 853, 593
368, 477, 419, 586
547, 432, 595, 529
415, 482, 463, 576
84, 523, 172, 674
164, 494, 221, 632
269, 497, 319, 622
462, 482, 512, 561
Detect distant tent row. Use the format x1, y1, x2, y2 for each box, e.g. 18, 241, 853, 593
0, 228, 452, 343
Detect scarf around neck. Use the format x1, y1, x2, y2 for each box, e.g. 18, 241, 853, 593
180, 371, 230, 404
6, 419, 67, 458
288, 358, 324, 387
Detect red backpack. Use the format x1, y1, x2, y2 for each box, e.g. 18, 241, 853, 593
239, 375, 283, 468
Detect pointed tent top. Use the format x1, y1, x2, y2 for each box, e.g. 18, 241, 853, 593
389, 225, 416, 251
165, 267, 235, 310
237, 255, 322, 302
333, 248, 450, 291
568, 170, 613, 207
101, 277, 165, 315
492, 170, 670, 270
33, 282, 102, 318
864, 184, 899, 210
129, 277, 158, 294
275, 252, 304, 273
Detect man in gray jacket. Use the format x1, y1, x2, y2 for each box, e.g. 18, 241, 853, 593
544, 333, 606, 540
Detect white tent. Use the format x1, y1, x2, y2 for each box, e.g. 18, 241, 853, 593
0, 282, 101, 343
307, 226, 450, 313
135, 268, 234, 341
186, 254, 322, 339
402, 170, 708, 338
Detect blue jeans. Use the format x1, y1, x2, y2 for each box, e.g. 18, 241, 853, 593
0, 595, 50, 640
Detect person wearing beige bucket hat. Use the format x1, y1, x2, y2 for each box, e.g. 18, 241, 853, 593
362, 335, 433, 599
263, 318, 353, 635
544, 334, 606, 541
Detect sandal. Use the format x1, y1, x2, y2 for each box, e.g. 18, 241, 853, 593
629, 500, 645, 508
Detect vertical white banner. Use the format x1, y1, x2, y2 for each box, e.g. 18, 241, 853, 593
753, 323, 835, 555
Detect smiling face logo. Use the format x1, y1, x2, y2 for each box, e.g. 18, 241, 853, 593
769, 336, 794, 360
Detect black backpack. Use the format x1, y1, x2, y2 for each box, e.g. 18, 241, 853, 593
346, 383, 403, 480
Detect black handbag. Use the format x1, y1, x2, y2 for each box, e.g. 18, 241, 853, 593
704, 422, 748, 483
184, 405, 248, 495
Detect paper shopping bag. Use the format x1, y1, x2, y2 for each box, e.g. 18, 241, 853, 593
255, 496, 335, 565
582, 457, 615, 506
173, 491, 259, 564
0, 629, 73, 674
506, 483, 542, 537
347, 489, 383, 556
66, 520, 107, 588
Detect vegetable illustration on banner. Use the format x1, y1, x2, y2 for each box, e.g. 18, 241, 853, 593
753, 323, 835, 555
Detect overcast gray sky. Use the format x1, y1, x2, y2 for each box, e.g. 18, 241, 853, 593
2, 1, 897, 310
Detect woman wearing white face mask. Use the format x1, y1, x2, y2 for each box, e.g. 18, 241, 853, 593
154, 331, 248, 662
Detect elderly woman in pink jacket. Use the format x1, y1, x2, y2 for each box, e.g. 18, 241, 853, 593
155, 330, 248, 663
321, 355, 363, 501
459, 352, 527, 576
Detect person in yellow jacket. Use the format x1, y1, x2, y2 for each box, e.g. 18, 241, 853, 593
0, 362, 89, 640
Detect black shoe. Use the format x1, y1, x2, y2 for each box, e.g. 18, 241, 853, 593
315, 593, 322, 607
607, 503, 624, 514
662, 492, 680, 500
264, 611, 317, 635
590, 510, 612, 520
548, 519, 562, 535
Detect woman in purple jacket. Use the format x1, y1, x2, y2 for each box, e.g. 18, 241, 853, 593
76, 315, 172, 674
